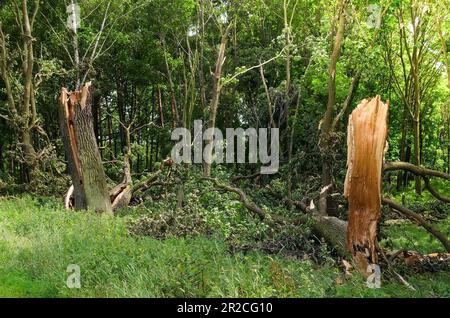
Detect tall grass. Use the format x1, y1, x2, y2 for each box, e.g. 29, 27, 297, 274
0, 196, 448, 297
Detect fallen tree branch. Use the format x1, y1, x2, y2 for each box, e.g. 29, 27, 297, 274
204, 177, 307, 224
382, 197, 450, 252
388, 250, 450, 273
423, 177, 450, 203
206, 177, 348, 256
131, 169, 163, 195
261, 184, 316, 214
383, 162, 450, 181
377, 241, 416, 291
230, 172, 261, 183
282, 197, 313, 214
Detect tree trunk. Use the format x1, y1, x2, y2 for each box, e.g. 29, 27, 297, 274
344, 96, 389, 273
319, 0, 348, 214
59, 82, 112, 214
203, 28, 229, 177
312, 215, 348, 257
397, 103, 409, 190
413, 117, 422, 194
0, 0, 41, 182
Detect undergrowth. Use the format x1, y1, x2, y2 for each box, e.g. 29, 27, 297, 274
0, 193, 448, 298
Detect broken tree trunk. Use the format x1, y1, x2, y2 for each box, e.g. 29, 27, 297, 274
59, 82, 112, 214
344, 96, 389, 273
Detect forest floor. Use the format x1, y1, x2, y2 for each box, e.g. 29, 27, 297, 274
0, 195, 448, 298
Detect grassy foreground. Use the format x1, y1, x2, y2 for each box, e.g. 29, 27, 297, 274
0, 196, 448, 298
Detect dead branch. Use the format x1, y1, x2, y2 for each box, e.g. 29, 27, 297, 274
384, 161, 450, 203
264, 185, 314, 214
64, 185, 74, 209
282, 197, 313, 214
377, 242, 416, 291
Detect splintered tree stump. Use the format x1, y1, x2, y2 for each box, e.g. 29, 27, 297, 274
344, 96, 389, 273
59, 82, 112, 214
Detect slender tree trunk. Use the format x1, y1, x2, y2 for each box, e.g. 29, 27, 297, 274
0, 143, 3, 173
437, 18, 450, 89
319, 0, 348, 214
198, 0, 207, 112
158, 85, 165, 127
397, 103, 409, 190
0, 0, 41, 181
413, 116, 421, 194
162, 36, 179, 126
283, 0, 292, 92
117, 79, 127, 152
412, 44, 422, 194
203, 28, 229, 176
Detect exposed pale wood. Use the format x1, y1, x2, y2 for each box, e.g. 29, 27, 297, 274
345, 96, 389, 272
59, 87, 86, 209
64, 185, 74, 209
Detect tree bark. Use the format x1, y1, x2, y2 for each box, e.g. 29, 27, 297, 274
59, 82, 112, 214
397, 102, 409, 190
